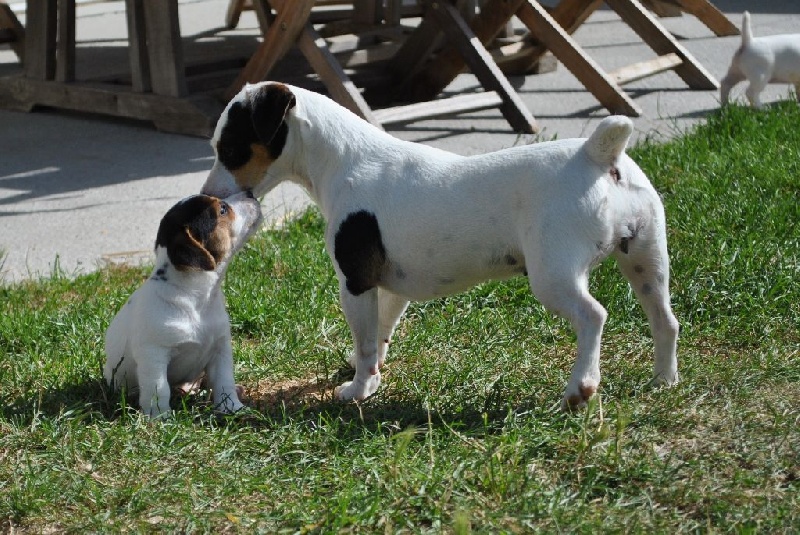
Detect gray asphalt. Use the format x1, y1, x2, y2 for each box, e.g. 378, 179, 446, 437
1, 0, 798, 283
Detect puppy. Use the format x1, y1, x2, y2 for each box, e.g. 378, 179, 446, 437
104, 192, 262, 418
201, 82, 679, 410
721, 11, 800, 107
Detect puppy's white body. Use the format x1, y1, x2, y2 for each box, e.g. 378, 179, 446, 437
203, 83, 679, 409
104, 193, 262, 417
721, 11, 800, 107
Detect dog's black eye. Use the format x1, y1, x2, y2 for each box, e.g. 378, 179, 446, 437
220, 203, 229, 216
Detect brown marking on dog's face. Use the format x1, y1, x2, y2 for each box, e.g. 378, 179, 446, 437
155, 195, 237, 272
232, 143, 275, 191
214, 83, 296, 192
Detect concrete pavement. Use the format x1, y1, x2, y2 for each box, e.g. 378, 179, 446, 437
1, 0, 798, 284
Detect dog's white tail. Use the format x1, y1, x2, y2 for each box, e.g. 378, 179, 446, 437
741, 11, 753, 48
583, 116, 633, 167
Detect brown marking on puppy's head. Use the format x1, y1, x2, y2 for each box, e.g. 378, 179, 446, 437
213, 83, 296, 191
155, 195, 237, 272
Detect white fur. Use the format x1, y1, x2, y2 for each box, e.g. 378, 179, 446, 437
721, 11, 800, 108
202, 83, 679, 409
104, 192, 262, 418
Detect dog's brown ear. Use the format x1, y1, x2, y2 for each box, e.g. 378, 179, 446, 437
248, 83, 296, 146
168, 227, 217, 272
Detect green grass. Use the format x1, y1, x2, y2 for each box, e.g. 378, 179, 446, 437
2, 102, 799, 532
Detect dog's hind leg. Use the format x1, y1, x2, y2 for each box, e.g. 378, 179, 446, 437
613, 232, 679, 387
527, 261, 607, 411
335, 286, 383, 401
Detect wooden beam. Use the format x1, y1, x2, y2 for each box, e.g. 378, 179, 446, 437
516, 0, 641, 116
225, 0, 314, 100
0, 75, 217, 136
125, 0, 151, 92
426, 1, 537, 133
142, 0, 187, 97
603, 0, 718, 89
55, 0, 76, 82
296, 24, 382, 128
610, 53, 682, 85
0, 3, 25, 61
374, 91, 503, 125
24, 0, 58, 80
407, 0, 524, 102
668, 0, 739, 36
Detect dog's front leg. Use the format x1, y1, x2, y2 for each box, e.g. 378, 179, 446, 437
206, 335, 245, 414
347, 288, 409, 369
335, 286, 382, 401
135, 347, 173, 418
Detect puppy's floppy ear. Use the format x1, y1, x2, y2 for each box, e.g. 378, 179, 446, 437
248, 83, 296, 146
584, 116, 633, 166
168, 227, 217, 272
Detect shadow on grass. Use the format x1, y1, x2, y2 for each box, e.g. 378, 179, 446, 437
0, 364, 559, 439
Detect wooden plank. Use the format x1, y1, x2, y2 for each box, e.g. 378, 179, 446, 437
0, 3, 25, 61
225, 0, 314, 100
603, 0, 718, 90
642, 0, 682, 18
0, 75, 217, 136
24, 0, 58, 80
225, 0, 248, 29
669, 0, 739, 36
514, 0, 603, 72
408, 0, 524, 102
373, 91, 503, 125
516, 0, 641, 116
142, 0, 187, 96
296, 24, 382, 128
383, 13, 442, 98
426, 1, 537, 133
610, 53, 682, 85
124, 0, 151, 92
56, 0, 76, 83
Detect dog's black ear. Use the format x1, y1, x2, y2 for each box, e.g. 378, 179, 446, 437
248, 83, 296, 147
168, 227, 217, 272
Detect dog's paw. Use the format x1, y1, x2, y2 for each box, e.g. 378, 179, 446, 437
334, 374, 381, 401
561, 381, 598, 412
650, 370, 679, 387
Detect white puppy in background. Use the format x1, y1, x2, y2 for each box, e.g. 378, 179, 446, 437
104, 192, 262, 418
721, 11, 800, 108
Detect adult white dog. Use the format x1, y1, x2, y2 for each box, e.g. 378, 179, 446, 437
201, 82, 679, 410
721, 11, 800, 108
104, 192, 262, 417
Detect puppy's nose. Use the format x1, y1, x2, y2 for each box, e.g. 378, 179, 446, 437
245, 189, 255, 199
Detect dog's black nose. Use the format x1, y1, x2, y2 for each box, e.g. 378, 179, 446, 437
245, 189, 255, 199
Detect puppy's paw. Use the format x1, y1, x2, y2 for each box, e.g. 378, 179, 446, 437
561, 381, 598, 412
334, 374, 381, 401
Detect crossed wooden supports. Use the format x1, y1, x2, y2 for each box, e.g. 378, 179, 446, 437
227, 0, 727, 134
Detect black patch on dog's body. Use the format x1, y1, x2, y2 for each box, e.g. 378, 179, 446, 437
334, 211, 386, 296
216, 84, 295, 171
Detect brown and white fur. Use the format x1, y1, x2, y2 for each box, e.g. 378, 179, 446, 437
104, 192, 262, 418
201, 82, 679, 410
721, 11, 800, 108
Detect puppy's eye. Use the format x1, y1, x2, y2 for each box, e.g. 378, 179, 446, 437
220, 203, 229, 216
